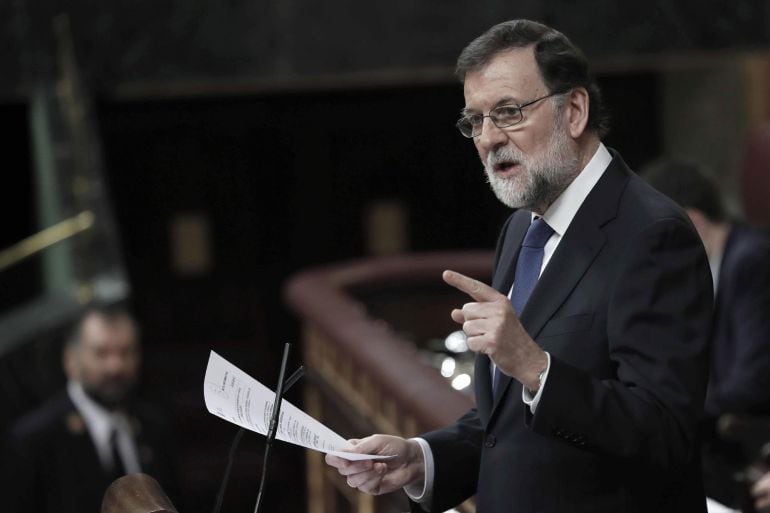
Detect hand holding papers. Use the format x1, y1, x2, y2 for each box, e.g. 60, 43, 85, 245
204, 351, 392, 461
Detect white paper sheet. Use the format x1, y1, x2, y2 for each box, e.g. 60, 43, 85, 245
204, 350, 392, 461
706, 498, 740, 513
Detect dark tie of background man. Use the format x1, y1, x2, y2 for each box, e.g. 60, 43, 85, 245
109, 427, 127, 478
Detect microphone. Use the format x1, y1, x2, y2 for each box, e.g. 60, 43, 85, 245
254, 342, 292, 513
210, 346, 304, 513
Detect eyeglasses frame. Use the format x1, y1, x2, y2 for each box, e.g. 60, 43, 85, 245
455, 90, 569, 138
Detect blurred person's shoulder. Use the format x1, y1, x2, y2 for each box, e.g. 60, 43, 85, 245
729, 223, 770, 255
725, 223, 770, 275
10, 391, 79, 445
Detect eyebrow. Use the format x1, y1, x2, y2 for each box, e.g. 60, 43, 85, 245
461, 96, 524, 115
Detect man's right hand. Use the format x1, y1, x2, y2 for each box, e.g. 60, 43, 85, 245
324, 435, 425, 496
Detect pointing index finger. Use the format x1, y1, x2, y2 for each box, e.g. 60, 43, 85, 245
442, 270, 501, 302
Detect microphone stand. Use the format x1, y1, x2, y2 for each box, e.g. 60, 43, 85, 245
253, 342, 292, 513
210, 348, 304, 513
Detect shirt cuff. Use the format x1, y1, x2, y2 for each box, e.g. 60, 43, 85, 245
522, 351, 551, 413
403, 437, 434, 507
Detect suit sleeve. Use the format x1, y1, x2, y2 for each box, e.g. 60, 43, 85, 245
418, 408, 483, 513
528, 217, 712, 469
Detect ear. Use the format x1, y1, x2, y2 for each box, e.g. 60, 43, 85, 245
685, 208, 707, 229
685, 208, 711, 240
565, 87, 590, 139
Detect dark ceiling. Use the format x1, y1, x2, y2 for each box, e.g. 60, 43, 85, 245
1, 0, 769, 100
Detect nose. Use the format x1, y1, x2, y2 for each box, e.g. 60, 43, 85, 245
476, 116, 508, 154
105, 354, 127, 375
104, 350, 135, 376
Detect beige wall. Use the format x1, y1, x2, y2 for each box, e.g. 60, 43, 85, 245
659, 54, 770, 219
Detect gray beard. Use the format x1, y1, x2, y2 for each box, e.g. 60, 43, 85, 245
484, 123, 580, 213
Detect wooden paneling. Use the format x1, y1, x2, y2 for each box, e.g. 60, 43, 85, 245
285, 252, 493, 513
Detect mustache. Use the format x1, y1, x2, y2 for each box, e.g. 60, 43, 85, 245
486, 146, 525, 168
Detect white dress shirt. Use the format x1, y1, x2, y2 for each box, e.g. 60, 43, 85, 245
406, 143, 613, 505
708, 251, 722, 296
67, 381, 142, 474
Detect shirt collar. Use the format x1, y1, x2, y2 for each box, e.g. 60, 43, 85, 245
539, 142, 612, 235
67, 380, 115, 443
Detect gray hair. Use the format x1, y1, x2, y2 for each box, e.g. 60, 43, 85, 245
456, 19, 610, 137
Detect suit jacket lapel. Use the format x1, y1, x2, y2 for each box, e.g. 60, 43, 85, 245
518, 217, 605, 339
59, 394, 113, 485
486, 151, 631, 421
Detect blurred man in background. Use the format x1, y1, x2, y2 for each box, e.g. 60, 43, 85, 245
645, 160, 770, 511
1, 303, 176, 513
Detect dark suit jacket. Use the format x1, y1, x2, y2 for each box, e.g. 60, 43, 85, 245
2, 391, 177, 513
700, 223, 770, 508
705, 223, 770, 417
419, 151, 713, 513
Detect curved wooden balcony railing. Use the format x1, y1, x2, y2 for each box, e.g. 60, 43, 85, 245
283, 250, 494, 513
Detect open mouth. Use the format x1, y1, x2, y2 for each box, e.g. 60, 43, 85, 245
494, 161, 519, 173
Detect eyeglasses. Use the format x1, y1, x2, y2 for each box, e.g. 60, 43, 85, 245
455, 90, 567, 138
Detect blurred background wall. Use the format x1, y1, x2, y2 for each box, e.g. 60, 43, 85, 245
1, 1, 770, 512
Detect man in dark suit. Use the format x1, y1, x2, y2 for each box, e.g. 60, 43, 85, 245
644, 161, 770, 419
2, 304, 176, 513
645, 161, 770, 510
325, 19, 713, 513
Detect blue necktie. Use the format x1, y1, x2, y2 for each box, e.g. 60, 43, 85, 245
493, 217, 554, 394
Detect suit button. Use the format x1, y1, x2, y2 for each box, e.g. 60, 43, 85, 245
484, 434, 497, 447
